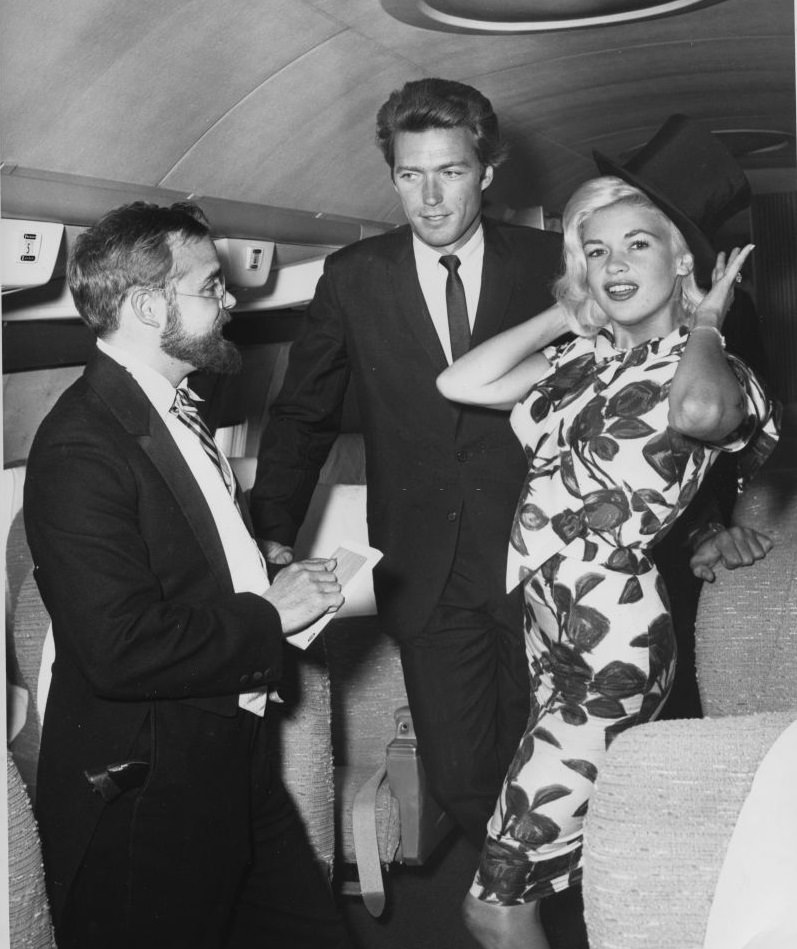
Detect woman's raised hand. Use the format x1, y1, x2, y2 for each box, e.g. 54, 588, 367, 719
693, 244, 755, 329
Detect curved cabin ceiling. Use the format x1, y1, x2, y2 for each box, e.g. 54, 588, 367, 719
1, 0, 794, 236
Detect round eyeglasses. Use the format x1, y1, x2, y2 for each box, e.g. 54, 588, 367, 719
145, 279, 233, 312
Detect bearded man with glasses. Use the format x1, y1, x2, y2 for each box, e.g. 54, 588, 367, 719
24, 200, 354, 949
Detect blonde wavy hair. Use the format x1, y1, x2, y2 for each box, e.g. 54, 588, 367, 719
553, 176, 705, 336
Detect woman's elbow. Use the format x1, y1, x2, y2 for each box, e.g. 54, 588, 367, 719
669, 396, 742, 441
436, 371, 454, 400
436, 369, 471, 404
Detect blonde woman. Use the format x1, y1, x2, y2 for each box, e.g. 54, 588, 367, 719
438, 154, 779, 949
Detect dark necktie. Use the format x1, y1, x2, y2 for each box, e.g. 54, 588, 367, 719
439, 254, 471, 361
170, 387, 236, 498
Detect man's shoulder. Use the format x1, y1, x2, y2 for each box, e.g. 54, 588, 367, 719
327, 225, 410, 266
28, 353, 137, 457
28, 373, 100, 457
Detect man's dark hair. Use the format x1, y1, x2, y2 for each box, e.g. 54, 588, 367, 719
67, 201, 210, 337
375, 77, 508, 174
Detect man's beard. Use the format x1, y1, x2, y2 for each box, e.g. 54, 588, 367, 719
160, 303, 242, 375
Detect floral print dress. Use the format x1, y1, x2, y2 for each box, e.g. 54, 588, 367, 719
471, 324, 779, 905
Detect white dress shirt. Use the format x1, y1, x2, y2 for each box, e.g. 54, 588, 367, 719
413, 225, 485, 364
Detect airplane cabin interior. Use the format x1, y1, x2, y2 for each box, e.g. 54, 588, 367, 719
2, 1, 797, 947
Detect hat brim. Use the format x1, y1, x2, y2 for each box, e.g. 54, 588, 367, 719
593, 149, 716, 288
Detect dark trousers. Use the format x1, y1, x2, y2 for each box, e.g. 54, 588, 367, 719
399, 524, 531, 850
58, 709, 352, 949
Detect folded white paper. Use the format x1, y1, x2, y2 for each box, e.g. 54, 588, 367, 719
286, 540, 383, 650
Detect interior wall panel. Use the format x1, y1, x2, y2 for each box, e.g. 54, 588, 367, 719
751, 192, 797, 404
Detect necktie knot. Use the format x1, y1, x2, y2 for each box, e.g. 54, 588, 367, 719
170, 387, 235, 497
439, 254, 461, 276
171, 386, 200, 418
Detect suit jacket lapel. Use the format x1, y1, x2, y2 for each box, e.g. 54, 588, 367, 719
471, 219, 515, 349
85, 352, 234, 592
387, 229, 449, 373
386, 221, 516, 363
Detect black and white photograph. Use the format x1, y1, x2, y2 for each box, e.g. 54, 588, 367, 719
2, 2, 796, 947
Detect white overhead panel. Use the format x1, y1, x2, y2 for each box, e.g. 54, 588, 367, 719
1, 219, 64, 292
214, 238, 275, 289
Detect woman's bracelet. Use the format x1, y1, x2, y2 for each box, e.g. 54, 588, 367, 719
689, 324, 725, 347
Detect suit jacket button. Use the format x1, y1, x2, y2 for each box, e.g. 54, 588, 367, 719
456, 450, 467, 462
262, 668, 272, 680
239, 674, 250, 686
252, 671, 264, 683
447, 511, 458, 522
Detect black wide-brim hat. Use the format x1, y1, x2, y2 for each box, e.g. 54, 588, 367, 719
593, 114, 751, 288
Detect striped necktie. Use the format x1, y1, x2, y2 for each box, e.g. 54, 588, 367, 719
439, 254, 471, 361
170, 387, 236, 498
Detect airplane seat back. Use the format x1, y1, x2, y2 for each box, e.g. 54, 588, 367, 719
695, 421, 797, 716
4, 464, 48, 797
3, 464, 56, 946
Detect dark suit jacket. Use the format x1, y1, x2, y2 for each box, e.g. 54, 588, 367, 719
251, 218, 563, 637
24, 351, 284, 922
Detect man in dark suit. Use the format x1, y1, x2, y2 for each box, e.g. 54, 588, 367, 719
251, 78, 563, 846
24, 202, 353, 949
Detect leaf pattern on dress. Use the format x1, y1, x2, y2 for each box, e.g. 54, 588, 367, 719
607, 417, 656, 439
593, 660, 647, 699
562, 759, 598, 783
605, 546, 641, 574
510, 516, 530, 556
630, 487, 669, 511
514, 811, 562, 848
567, 603, 611, 652
574, 573, 604, 601
551, 508, 586, 544
646, 612, 676, 672
641, 430, 680, 485
605, 380, 663, 417
519, 502, 549, 531
552, 582, 572, 616
591, 436, 620, 461
583, 488, 630, 531
532, 727, 562, 748
560, 704, 588, 726
569, 397, 606, 443
639, 510, 663, 535
531, 784, 572, 809
478, 837, 538, 903
560, 451, 581, 497
619, 576, 643, 603
585, 696, 627, 718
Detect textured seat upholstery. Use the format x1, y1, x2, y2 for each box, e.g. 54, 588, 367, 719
583, 712, 796, 949
582, 423, 797, 949
7, 752, 56, 949
696, 460, 797, 717
4, 465, 56, 943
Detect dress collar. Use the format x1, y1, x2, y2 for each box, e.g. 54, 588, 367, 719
593, 323, 689, 363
